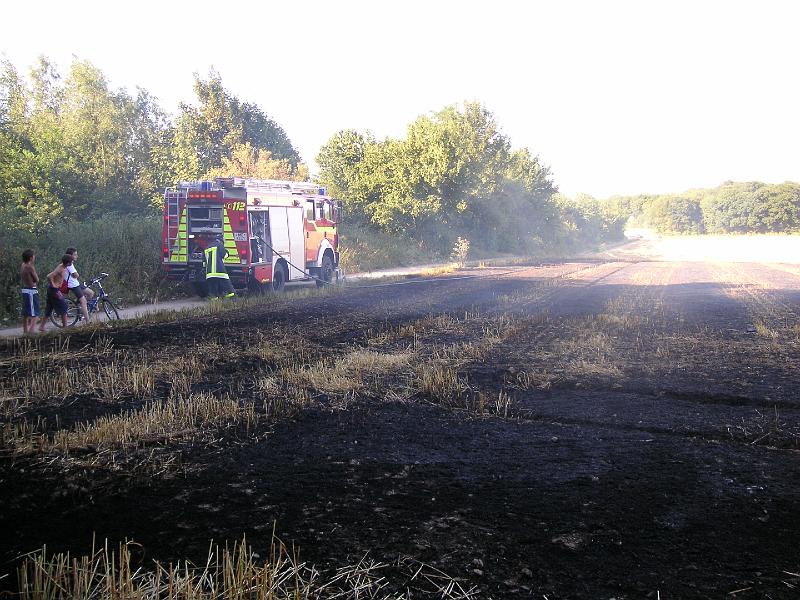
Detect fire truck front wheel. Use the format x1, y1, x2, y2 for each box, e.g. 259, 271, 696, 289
271, 262, 288, 293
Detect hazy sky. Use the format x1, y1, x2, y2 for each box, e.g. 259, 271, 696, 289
3, 0, 798, 197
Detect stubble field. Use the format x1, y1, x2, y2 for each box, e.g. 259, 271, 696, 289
2, 237, 800, 599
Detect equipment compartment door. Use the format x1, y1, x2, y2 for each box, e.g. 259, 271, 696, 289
248, 210, 270, 264
287, 207, 305, 280
269, 207, 290, 260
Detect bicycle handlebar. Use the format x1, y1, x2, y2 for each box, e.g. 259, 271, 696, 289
86, 273, 109, 286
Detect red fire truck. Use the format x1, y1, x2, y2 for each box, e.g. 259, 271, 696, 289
162, 178, 343, 295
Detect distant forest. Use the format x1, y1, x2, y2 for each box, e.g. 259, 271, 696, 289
606, 181, 800, 235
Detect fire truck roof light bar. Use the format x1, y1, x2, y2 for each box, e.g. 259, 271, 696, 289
172, 179, 328, 197
220, 178, 326, 196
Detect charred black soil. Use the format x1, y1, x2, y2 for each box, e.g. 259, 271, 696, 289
2, 260, 800, 598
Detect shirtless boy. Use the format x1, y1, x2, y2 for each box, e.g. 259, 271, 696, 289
20, 249, 40, 334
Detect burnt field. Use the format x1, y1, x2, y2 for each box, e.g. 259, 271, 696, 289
2, 256, 800, 598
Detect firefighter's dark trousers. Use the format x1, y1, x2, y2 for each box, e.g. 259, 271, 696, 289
207, 276, 235, 298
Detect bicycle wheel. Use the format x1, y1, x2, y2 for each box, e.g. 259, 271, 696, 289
51, 299, 80, 328
99, 298, 121, 321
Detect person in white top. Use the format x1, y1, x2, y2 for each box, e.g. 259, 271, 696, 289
65, 247, 95, 323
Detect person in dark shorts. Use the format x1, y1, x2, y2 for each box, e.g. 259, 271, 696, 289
64, 247, 94, 323
39, 255, 73, 332
20, 249, 40, 335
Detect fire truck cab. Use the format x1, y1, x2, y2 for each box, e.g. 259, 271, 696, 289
162, 178, 343, 295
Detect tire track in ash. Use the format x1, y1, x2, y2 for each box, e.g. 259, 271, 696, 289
709, 261, 799, 326
765, 262, 800, 304
656, 261, 800, 409
472, 259, 800, 443
495, 260, 642, 318
445, 261, 645, 407
514, 384, 800, 448
706, 261, 800, 401
659, 261, 754, 330
731, 262, 800, 324
443, 261, 643, 384
521, 260, 800, 444
438, 261, 644, 381
293, 262, 600, 345
319, 261, 613, 358
370, 261, 600, 317
506, 259, 673, 392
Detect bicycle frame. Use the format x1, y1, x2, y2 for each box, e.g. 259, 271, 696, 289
85, 280, 109, 315
50, 273, 120, 327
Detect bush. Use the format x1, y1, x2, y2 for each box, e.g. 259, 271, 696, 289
338, 222, 441, 273
0, 216, 182, 321
551, 194, 627, 252
450, 236, 470, 268
645, 196, 704, 234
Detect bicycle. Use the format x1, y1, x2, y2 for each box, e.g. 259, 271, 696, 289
51, 273, 121, 327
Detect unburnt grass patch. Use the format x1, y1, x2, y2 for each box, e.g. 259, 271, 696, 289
16, 535, 476, 600
726, 407, 800, 449
275, 349, 414, 398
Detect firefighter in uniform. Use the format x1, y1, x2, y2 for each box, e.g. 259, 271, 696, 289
203, 236, 235, 298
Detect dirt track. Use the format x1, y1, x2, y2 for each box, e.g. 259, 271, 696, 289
2, 251, 800, 598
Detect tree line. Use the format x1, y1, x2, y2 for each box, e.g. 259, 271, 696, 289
315, 103, 625, 258
608, 181, 800, 235
0, 56, 634, 318
0, 57, 305, 234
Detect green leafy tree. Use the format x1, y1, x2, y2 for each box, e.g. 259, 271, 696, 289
315, 129, 371, 200
645, 196, 704, 233
317, 102, 560, 255
608, 181, 800, 235
749, 183, 800, 232
552, 193, 626, 249
0, 58, 66, 232
205, 142, 308, 181
173, 71, 300, 180
701, 181, 763, 233
127, 88, 179, 212
239, 100, 300, 166
497, 148, 559, 249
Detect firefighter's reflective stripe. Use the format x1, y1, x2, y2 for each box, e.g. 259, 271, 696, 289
222, 209, 240, 263
204, 246, 230, 279
170, 207, 188, 262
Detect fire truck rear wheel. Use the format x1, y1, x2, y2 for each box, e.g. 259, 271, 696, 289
316, 255, 334, 288
272, 262, 288, 293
